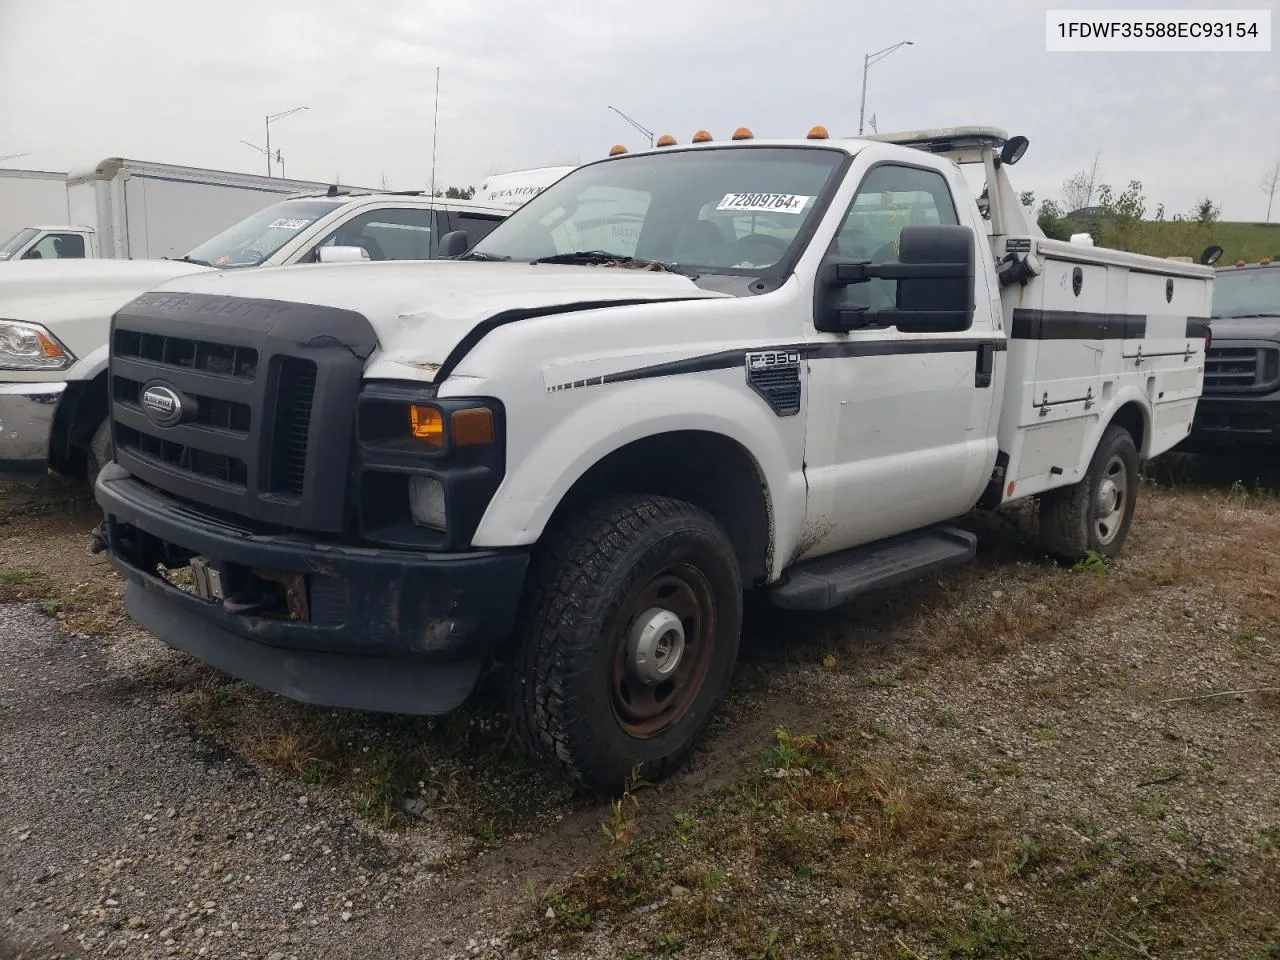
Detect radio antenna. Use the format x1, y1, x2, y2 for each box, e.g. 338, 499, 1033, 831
430, 66, 440, 197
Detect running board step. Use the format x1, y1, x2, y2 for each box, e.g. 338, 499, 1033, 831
771, 525, 977, 611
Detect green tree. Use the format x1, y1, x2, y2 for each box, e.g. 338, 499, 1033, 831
1035, 199, 1073, 241
434, 185, 475, 200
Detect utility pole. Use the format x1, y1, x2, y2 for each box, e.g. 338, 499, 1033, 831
264, 106, 308, 177
858, 41, 913, 136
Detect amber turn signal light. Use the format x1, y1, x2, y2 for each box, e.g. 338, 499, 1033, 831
409, 405, 445, 447
450, 408, 494, 446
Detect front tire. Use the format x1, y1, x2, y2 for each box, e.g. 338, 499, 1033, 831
86, 417, 113, 486
507, 494, 742, 794
1037, 424, 1140, 560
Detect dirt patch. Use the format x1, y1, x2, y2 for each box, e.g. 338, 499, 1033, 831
0, 478, 128, 637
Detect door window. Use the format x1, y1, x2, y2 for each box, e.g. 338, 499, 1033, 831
23, 233, 87, 259
832, 165, 959, 313
452, 212, 503, 246
312, 207, 439, 261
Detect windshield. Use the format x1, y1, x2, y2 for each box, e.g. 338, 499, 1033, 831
182, 199, 344, 268
468, 146, 847, 277
0, 227, 39, 261
1213, 267, 1280, 319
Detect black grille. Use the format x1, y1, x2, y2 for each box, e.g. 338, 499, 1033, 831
267, 358, 318, 496
114, 330, 258, 379
109, 292, 373, 532
116, 424, 249, 488
112, 377, 251, 433
1204, 345, 1280, 394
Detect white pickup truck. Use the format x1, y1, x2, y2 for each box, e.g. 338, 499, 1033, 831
93, 126, 1211, 793
0, 191, 507, 479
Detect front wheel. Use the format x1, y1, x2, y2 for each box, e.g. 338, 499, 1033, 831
507, 494, 742, 794
85, 417, 113, 486
1037, 423, 1140, 560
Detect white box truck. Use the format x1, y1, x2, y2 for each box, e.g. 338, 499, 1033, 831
0, 168, 70, 256
92, 126, 1212, 792
0, 158, 370, 262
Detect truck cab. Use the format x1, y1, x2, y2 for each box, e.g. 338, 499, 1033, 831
0, 226, 98, 262
1187, 258, 1280, 450
93, 126, 1210, 793
0, 192, 509, 481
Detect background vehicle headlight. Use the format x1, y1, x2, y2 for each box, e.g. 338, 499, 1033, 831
0, 320, 77, 371
408, 475, 447, 531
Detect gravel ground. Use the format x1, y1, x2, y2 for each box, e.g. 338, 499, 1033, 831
0, 605, 527, 960
2, 461, 1279, 959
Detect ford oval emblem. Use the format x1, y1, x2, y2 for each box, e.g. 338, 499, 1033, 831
140, 382, 185, 428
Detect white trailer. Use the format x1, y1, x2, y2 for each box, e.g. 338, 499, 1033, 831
474, 165, 576, 210
0, 158, 370, 262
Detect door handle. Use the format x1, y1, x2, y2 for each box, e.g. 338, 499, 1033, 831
975, 342, 995, 388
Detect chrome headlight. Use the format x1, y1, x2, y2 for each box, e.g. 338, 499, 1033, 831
0, 320, 77, 371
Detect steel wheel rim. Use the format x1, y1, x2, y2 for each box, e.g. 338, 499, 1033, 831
1094, 454, 1129, 546
610, 562, 717, 740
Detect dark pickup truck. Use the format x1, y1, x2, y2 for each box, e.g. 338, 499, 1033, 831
1188, 259, 1280, 452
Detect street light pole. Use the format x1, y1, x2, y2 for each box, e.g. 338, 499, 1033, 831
264, 106, 308, 177
607, 105, 655, 147
858, 41, 913, 136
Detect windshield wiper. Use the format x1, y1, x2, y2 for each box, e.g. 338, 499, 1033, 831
170, 255, 212, 267
531, 250, 694, 276
458, 251, 510, 262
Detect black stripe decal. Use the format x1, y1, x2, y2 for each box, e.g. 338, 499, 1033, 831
1186, 316, 1210, 337
1011, 309, 1147, 341
549, 337, 1008, 392
807, 337, 1008, 361
435, 297, 709, 382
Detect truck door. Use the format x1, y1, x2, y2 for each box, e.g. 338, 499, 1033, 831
799, 161, 1000, 559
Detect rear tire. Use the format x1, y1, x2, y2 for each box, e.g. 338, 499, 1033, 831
1037, 424, 1139, 561
85, 417, 112, 486
507, 494, 742, 794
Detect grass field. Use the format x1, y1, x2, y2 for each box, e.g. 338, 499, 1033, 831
1171, 220, 1279, 264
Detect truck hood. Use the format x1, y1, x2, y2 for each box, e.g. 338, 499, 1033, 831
148, 260, 731, 377
1209, 316, 1280, 342
0, 258, 215, 318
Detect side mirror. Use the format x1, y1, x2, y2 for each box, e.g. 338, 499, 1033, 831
438, 230, 470, 259
1200, 244, 1223, 266
999, 135, 1029, 166
814, 224, 976, 335
317, 245, 370, 263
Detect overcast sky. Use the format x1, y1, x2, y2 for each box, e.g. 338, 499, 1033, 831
1, 0, 1276, 220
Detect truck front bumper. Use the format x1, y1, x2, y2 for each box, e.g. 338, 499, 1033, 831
0, 381, 65, 475
95, 464, 530, 714
1188, 392, 1280, 448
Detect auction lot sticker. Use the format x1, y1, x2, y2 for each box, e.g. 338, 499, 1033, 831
716, 193, 812, 214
